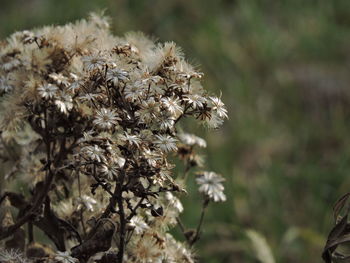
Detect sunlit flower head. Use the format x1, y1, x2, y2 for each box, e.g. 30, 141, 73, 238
99, 163, 119, 180
93, 108, 120, 130
55, 251, 78, 263
55, 92, 73, 114
106, 68, 129, 86
37, 83, 58, 99
49, 73, 70, 86
83, 145, 105, 163
178, 133, 207, 148
165, 192, 184, 213
196, 171, 226, 202
82, 54, 106, 72
209, 96, 228, 119
119, 132, 141, 147
124, 82, 145, 102
128, 216, 149, 234
161, 97, 183, 118
154, 134, 178, 152
183, 94, 207, 109
137, 98, 161, 123
76, 195, 98, 212
204, 111, 224, 129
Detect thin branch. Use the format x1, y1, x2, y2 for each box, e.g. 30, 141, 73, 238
189, 199, 209, 247
126, 184, 152, 221
101, 183, 119, 219
174, 104, 190, 125
176, 217, 186, 234
182, 159, 192, 182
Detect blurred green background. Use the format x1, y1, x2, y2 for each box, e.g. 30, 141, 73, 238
2, 0, 350, 262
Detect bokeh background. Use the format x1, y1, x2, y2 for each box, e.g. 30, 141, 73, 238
2, 0, 350, 262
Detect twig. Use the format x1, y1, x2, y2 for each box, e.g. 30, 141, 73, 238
126, 184, 152, 221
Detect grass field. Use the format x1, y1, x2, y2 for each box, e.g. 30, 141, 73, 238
2, 0, 350, 262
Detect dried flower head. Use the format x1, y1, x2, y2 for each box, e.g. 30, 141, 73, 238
93, 108, 120, 130
196, 171, 227, 202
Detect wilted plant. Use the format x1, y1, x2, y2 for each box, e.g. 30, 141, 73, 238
0, 13, 227, 263
323, 193, 350, 262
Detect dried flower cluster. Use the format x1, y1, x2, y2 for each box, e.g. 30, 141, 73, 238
0, 13, 227, 263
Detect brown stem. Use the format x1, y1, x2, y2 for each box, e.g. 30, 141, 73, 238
174, 104, 190, 125
176, 217, 186, 234
28, 222, 34, 243
189, 198, 209, 247
116, 170, 126, 263
101, 183, 119, 219
182, 159, 192, 182
80, 210, 87, 238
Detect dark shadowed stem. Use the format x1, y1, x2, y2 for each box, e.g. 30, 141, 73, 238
101, 184, 119, 219
78, 171, 82, 196
0, 193, 7, 206
115, 88, 134, 121
28, 222, 34, 243
183, 161, 192, 182
176, 217, 186, 234
174, 104, 190, 125
125, 229, 134, 246
104, 65, 113, 106
92, 165, 114, 196
81, 84, 98, 109
126, 197, 145, 221
126, 184, 151, 221
58, 219, 82, 244
189, 198, 209, 247
117, 197, 126, 263
117, 171, 126, 263
80, 210, 87, 238
78, 168, 87, 237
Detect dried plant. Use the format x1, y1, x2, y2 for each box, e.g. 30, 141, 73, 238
323, 193, 350, 262
0, 13, 227, 263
